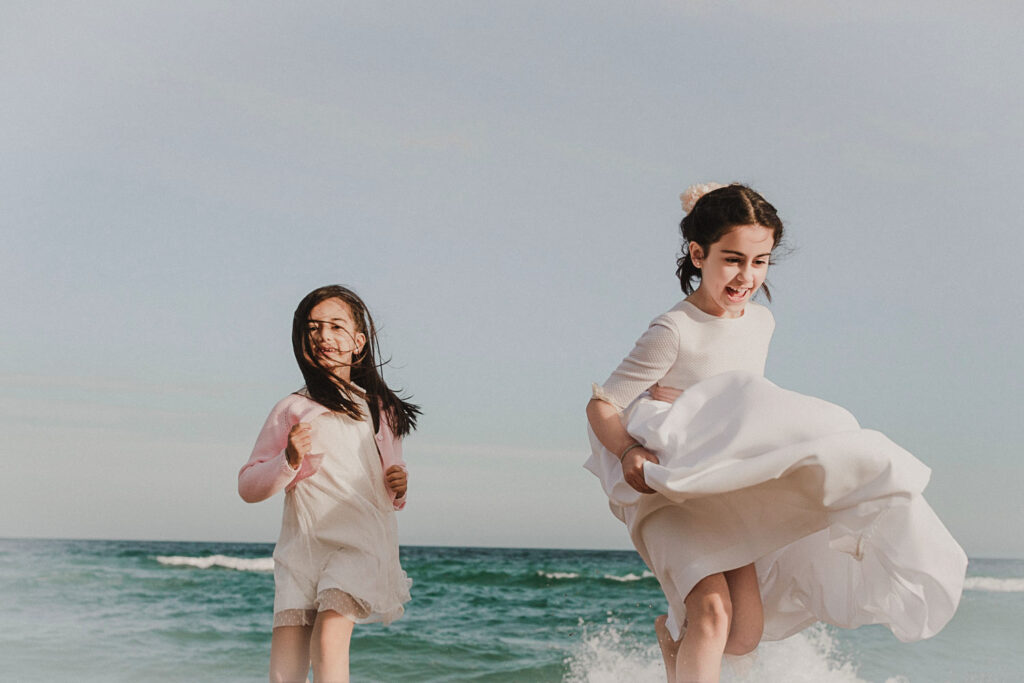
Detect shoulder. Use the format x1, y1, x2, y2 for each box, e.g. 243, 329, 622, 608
268, 391, 330, 424
655, 300, 704, 334
652, 299, 697, 329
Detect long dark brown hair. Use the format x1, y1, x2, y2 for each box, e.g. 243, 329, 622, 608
292, 285, 420, 437
675, 184, 785, 300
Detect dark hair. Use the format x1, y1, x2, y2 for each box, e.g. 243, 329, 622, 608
675, 184, 784, 300
291, 285, 420, 437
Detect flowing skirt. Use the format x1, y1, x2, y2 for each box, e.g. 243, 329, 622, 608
584, 371, 966, 642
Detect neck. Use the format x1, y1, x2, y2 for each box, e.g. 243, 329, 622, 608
686, 290, 744, 319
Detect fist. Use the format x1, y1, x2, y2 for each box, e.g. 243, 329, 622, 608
622, 447, 659, 494
286, 423, 312, 469
385, 465, 408, 499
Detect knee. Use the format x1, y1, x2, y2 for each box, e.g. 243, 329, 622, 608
687, 591, 732, 641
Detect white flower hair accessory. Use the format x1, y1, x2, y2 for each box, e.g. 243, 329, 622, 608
680, 182, 725, 213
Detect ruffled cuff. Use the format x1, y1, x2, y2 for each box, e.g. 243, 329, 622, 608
591, 383, 623, 411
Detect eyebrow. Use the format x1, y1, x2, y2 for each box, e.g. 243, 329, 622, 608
721, 249, 773, 258
307, 318, 349, 324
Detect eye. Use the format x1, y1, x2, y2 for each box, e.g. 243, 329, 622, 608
725, 258, 741, 264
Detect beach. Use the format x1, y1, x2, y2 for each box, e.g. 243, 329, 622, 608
1, 538, 1018, 682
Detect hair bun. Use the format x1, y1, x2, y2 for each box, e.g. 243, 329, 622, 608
679, 182, 725, 213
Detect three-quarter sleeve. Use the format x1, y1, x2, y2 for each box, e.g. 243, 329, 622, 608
593, 319, 679, 410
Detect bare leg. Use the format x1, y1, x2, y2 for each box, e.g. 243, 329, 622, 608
270, 625, 312, 683
309, 610, 355, 683
675, 573, 731, 683
655, 614, 680, 683
723, 563, 763, 656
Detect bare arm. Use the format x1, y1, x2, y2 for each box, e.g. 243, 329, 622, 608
587, 398, 658, 494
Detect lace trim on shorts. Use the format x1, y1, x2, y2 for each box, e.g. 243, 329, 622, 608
273, 589, 372, 628
317, 588, 371, 620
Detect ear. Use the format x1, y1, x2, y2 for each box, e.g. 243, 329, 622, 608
688, 242, 705, 268
354, 331, 367, 353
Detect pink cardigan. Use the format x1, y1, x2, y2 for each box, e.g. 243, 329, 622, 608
238, 392, 407, 510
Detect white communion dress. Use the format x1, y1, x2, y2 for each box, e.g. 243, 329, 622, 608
273, 398, 411, 627
585, 300, 966, 642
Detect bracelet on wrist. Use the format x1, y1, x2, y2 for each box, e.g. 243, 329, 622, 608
619, 442, 644, 462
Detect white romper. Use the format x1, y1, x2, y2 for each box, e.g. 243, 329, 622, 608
273, 398, 411, 627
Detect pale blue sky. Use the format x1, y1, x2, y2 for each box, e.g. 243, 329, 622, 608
2, 1, 1021, 555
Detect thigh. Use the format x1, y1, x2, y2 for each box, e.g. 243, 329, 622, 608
270, 625, 312, 683
723, 563, 763, 649
309, 610, 355, 682
312, 608, 356, 645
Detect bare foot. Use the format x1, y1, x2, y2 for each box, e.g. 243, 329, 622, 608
655, 614, 679, 683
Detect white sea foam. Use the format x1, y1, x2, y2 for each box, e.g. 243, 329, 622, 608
155, 554, 274, 572
603, 570, 655, 582
537, 571, 580, 579
964, 576, 1024, 592
563, 622, 665, 683
564, 623, 886, 683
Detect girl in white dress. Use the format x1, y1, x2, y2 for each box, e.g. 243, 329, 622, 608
585, 184, 966, 683
239, 285, 420, 683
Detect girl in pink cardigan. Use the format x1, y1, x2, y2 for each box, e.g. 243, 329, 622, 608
238, 285, 420, 683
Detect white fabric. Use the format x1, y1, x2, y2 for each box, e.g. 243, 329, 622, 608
273, 404, 411, 626
595, 300, 774, 410
586, 300, 966, 644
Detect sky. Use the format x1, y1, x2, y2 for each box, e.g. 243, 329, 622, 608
2, 1, 1022, 556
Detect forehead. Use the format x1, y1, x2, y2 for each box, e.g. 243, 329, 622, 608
711, 224, 775, 253
309, 297, 355, 322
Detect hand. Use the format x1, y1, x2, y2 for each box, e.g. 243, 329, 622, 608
649, 383, 683, 403
385, 465, 408, 499
621, 447, 659, 494
286, 423, 312, 469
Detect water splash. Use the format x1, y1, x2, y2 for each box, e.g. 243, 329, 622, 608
564, 622, 882, 683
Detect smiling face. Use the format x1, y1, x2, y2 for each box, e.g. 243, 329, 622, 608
306, 298, 366, 381
687, 224, 775, 318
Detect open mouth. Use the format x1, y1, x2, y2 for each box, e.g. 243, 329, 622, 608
725, 286, 749, 302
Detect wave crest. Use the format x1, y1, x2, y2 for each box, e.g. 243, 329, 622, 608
603, 571, 655, 582
537, 571, 580, 580
964, 576, 1024, 592
155, 554, 274, 572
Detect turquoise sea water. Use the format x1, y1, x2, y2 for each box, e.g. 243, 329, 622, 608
0, 539, 1020, 682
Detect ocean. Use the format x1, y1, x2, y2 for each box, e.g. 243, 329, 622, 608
0, 539, 1019, 682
